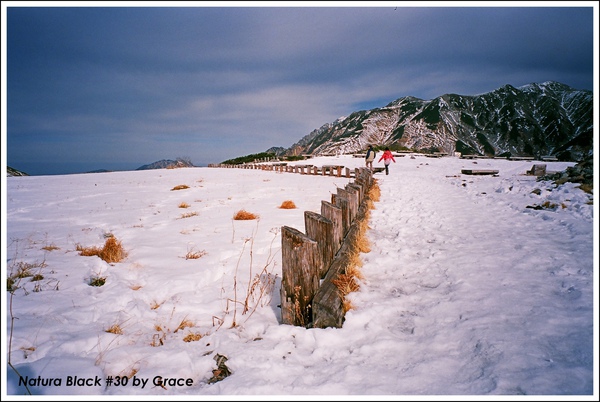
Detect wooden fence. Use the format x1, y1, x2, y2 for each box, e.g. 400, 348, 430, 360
208, 162, 356, 178
209, 161, 376, 328
280, 167, 375, 328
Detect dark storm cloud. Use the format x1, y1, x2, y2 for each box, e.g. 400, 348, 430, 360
4, 3, 595, 175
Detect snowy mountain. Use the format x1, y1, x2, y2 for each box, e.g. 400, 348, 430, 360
6, 166, 29, 176
283, 81, 593, 162
135, 157, 195, 170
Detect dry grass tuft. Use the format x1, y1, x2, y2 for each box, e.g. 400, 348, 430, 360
41, 244, 60, 251
77, 236, 127, 263
178, 202, 191, 208
233, 209, 260, 220
171, 184, 190, 191
20, 346, 36, 359
356, 221, 371, 253
368, 180, 381, 202
342, 298, 355, 313
179, 211, 199, 219
185, 248, 207, 260
106, 324, 123, 335
346, 264, 365, 282
175, 318, 194, 332
183, 332, 203, 342
332, 271, 361, 314
100, 237, 127, 263
150, 300, 163, 310
332, 273, 360, 296
347, 248, 364, 268
278, 200, 297, 209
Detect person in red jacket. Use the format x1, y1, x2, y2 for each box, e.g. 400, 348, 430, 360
378, 147, 396, 175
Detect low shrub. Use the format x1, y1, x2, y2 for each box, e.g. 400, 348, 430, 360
89, 275, 106, 287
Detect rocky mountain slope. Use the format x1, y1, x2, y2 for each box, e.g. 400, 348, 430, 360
282, 81, 592, 162
135, 157, 195, 170
7, 166, 29, 177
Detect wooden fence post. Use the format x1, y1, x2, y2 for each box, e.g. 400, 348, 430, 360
344, 184, 360, 222
304, 211, 334, 278
280, 226, 320, 327
335, 189, 351, 236
347, 183, 363, 204
321, 201, 343, 252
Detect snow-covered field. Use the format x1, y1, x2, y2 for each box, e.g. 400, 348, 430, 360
3, 154, 596, 399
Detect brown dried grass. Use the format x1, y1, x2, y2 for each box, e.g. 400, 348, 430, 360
41, 244, 60, 251
175, 318, 194, 332
279, 200, 297, 209
76, 237, 127, 263
233, 210, 259, 220
179, 211, 199, 219
368, 180, 381, 202
106, 324, 123, 335
183, 332, 203, 342
332, 273, 360, 296
185, 249, 207, 260
356, 220, 371, 253
346, 264, 365, 282
171, 184, 190, 191
178, 202, 191, 208
331, 179, 379, 313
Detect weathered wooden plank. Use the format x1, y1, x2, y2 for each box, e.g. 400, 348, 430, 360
344, 184, 360, 221
280, 226, 320, 327
321, 200, 343, 252
347, 182, 363, 203
304, 211, 334, 278
335, 189, 351, 235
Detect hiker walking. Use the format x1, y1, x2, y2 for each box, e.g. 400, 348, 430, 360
378, 147, 396, 175
365, 145, 376, 170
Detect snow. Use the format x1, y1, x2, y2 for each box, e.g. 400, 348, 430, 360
2, 154, 597, 400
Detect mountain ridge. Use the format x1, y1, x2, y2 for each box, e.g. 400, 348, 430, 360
278, 81, 592, 162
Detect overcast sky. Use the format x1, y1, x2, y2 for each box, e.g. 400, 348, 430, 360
2, 2, 597, 175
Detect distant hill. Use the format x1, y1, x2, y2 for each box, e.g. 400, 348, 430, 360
136, 158, 195, 171
86, 169, 112, 174
7, 166, 29, 177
